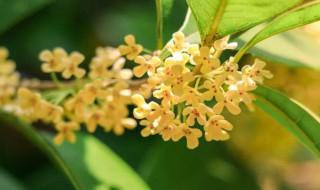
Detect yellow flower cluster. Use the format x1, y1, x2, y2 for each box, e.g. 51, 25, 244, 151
0, 31, 273, 149
122, 32, 273, 149
0, 47, 20, 106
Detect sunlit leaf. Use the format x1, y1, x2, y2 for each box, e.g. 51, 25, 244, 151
254, 85, 320, 158
234, 2, 320, 63
236, 27, 320, 70
186, 0, 305, 45
0, 0, 54, 35
0, 168, 27, 190
0, 110, 150, 190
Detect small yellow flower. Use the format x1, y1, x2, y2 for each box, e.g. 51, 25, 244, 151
146, 102, 175, 127
172, 123, 202, 149
140, 119, 161, 137
182, 103, 208, 126
82, 79, 108, 104
229, 81, 256, 111
213, 91, 241, 115
204, 115, 233, 141
201, 76, 225, 102
17, 88, 42, 109
39, 48, 67, 73
61, 52, 86, 79
64, 91, 87, 116
242, 59, 273, 85
153, 85, 180, 107
118, 34, 143, 60
89, 57, 112, 79
133, 56, 161, 77
85, 109, 111, 133
38, 101, 63, 123
54, 121, 80, 145
166, 32, 189, 53
180, 86, 201, 106
164, 64, 194, 96
0, 47, 9, 63
132, 94, 151, 119
214, 36, 237, 51
112, 118, 137, 135
160, 119, 180, 141
192, 46, 220, 74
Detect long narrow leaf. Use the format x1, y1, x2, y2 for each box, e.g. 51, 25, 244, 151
253, 85, 320, 157
234, 2, 320, 63
0, 110, 150, 190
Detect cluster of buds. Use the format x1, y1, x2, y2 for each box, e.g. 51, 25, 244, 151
0, 31, 273, 149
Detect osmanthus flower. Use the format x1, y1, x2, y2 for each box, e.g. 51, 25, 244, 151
164, 64, 194, 96
54, 121, 80, 145
182, 103, 208, 126
131, 94, 152, 119
204, 115, 233, 141
166, 32, 189, 54
229, 81, 256, 111
164, 52, 190, 68
95, 46, 121, 64
118, 34, 143, 60
61, 52, 86, 79
82, 79, 108, 104
38, 101, 64, 123
85, 109, 111, 133
191, 46, 220, 74
89, 57, 113, 79
180, 86, 202, 106
160, 119, 180, 141
64, 90, 87, 116
200, 75, 225, 102
172, 123, 202, 149
139, 119, 162, 137
146, 102, 175, 127
153, 85, 180, 107
111, 57, 133, 80
213, 90, 241, 115
0, 47, 9, 62
213, 36, 237, 51
242, 58, 273, 85
111, 117, 137, 136
17, 88, 42, 109
133, 55, 161, 77
39, 47, 67, 73
106, 81, 133, 104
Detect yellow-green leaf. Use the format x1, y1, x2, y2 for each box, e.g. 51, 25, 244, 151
254, 85, 320, 157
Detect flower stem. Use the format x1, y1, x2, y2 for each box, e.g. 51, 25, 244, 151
155, 0, 163, 50
50, 72, 62, 88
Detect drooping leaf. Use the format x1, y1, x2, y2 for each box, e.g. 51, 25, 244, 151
253, 85, 320, 158
186, 0, 305, 45
234, 2, 320, 63
0, 167, 27, 190
0, 110, 150, 190
236, 27, 320, 70
0, 0, 54, 35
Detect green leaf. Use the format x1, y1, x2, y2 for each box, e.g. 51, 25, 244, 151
139, 141, 260, 190
253, 85, 320, 158
161, 0, 174, 20
0, 168, 27, 190
234, 2, 320, 63
236, 27, 320, 70
0, 110, 150, 190
186, 0, 305, 45
0, 0, 54, 35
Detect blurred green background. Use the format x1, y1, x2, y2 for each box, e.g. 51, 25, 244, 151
1, 0, 320, 190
